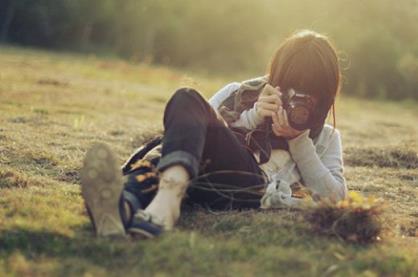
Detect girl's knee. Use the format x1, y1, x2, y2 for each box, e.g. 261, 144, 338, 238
167, 87, 206, 109
172, 87, 203, 102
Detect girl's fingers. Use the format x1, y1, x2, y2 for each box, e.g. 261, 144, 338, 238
275, 86, 282, 97
259, 95, 279, 104
275, 87, 283, 101
270, 102, 305, 139
259, 94, 282, 106
282, 107, 290, 127
261, 84, 276, 95
277, 107, 285, 126
272, 123, 289, 137
276, 96, 282, 107
271, 111, 279, 125
272, 124, 280, 136
258, 102, 279, 112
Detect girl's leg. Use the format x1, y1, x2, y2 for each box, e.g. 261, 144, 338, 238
144, 88, 265, 229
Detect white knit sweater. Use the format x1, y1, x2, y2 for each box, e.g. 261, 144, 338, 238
209, 82, 347, 208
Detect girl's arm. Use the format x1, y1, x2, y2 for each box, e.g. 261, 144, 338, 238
209, 83, 264, 129
287, 129, 347, 201
208, 82, 240, 109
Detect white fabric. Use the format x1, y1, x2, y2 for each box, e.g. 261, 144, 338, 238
208, 82, 347, 208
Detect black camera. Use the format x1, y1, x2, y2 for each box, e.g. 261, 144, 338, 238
281, 88, 315, 131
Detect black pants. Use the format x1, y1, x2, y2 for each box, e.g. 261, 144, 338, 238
125, 88, 266, 210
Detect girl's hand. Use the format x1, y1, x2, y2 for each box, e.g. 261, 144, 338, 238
255, 85, 282, 118
271, 106, 305, 139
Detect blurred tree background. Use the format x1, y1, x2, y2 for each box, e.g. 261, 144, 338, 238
0, 0, 417, 99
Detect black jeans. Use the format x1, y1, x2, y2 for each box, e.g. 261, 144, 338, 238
125, 88, 266, 210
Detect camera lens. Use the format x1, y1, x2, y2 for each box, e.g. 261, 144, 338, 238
289, 106, 310, 125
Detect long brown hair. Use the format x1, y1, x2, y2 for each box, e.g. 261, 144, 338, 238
268, 30, 341, 130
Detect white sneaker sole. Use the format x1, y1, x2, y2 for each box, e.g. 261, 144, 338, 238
81, 143, 125, 237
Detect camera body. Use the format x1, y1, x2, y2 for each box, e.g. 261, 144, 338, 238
281, 88, 315, 131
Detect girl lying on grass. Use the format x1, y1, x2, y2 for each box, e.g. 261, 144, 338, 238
80, 30, 347, 238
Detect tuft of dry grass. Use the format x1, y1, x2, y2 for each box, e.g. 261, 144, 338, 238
306, 192, 384, 243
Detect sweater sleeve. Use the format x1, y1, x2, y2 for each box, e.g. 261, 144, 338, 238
208, 82, 241, 110
209, 82, 264, 129
287, 129, 347, 201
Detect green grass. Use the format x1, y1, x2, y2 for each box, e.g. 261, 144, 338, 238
0, 46, 417, 276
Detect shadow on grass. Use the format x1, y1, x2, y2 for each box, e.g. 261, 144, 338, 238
0, 209, 380, 271
0, 227, 145, 268
0, 213, 388, 276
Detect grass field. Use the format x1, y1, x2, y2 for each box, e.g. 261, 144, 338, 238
0, 46, 417, 276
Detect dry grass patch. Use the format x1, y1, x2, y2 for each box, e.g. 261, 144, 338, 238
345, 147, 418, 169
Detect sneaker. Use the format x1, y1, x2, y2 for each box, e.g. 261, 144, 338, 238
80, 143, 126, 237
128, 210, 164, 239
